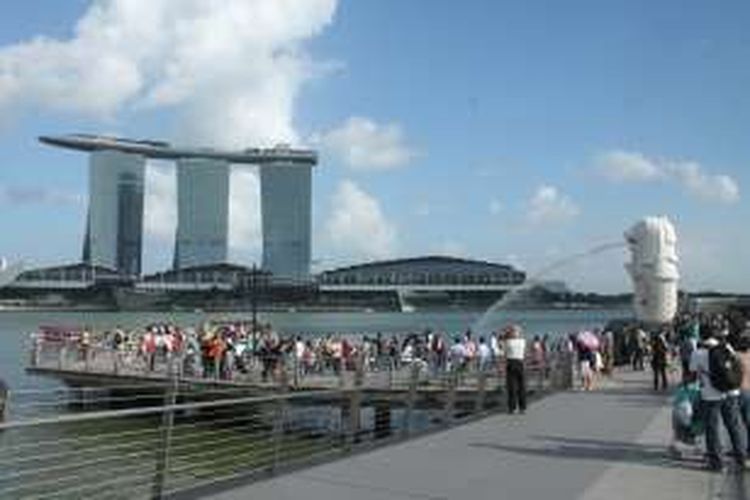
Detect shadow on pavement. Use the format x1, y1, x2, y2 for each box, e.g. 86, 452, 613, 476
469, 435, 696, 470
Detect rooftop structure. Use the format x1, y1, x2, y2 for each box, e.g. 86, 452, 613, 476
39, 134, 317, 165
318, 255, 525, 290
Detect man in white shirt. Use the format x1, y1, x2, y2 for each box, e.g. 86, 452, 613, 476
449, 337, 465, 372
504, 325, 527, 414
689, 331, 747, 471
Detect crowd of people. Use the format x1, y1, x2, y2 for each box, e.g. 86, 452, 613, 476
69, 322, 573, 382
35, 319, 627, 419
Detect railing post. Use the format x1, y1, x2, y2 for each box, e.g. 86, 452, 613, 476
0, 384, 8, 422
565, 350, 575, 390
293, 355, 299, 389
475, 369, 487, 413
444, 370, 457, 424
272, 394, 287, 472
152, 359, 178, 500
30, 339, 40, 368
537, 359, 545, 392
402, 363, 420, 437
84, 346, 91, 372
346, 358, 363, 449
58, 344, 66, 370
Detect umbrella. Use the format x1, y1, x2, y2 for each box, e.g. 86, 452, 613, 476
577, 330, 600, 351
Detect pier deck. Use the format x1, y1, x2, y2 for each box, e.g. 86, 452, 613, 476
203, 370, 746, 500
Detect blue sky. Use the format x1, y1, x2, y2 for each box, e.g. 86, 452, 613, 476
0, 0, 748, 293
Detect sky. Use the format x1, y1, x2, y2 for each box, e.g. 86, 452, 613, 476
0, 0, 748, 293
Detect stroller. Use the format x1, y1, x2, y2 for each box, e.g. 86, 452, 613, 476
670, 382, 704, 457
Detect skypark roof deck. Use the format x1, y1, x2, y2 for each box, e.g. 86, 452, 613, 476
39, 134, 318, 165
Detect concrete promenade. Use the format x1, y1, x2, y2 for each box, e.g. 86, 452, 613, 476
206, 369, 750, 500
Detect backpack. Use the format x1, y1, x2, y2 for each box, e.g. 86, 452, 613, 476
708, 344, 743, 392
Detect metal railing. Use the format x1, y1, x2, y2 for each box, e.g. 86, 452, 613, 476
27, 338, 575, 391
4, 348, 576, 499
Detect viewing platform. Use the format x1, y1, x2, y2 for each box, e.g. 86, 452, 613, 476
204, 370, 747, 500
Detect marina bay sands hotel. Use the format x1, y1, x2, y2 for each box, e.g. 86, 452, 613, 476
40, 134, 317, 280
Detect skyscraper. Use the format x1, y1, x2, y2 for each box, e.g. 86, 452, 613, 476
174, 158, 230, 269
260, 161, 312, 280
83, 149, 145, 275
41, 134, 317, 279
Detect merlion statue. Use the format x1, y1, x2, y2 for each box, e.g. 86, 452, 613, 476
625, 216, 679, 324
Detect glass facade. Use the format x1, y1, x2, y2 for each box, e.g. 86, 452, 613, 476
84, 150, 145, 275
260, 163, 312, 280
174, 159, 230, 269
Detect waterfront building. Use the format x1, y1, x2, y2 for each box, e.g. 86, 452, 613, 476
174, 158, 230, 269
83, 150, 145, 276
318, 256, 525, 288
317, 256, 526, 311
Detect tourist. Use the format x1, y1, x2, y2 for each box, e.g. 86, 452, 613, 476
532, 335, 544, 373
651, 329, 669, 391
577, 339, 595, 391
678, 319, 699, 383
736, 332, 750, 458
142, 327, 157, 371
504, 325, 527, 414
689, 327, 747, 471
449, 336, 465, 373
478, 336, 492, 372
464, 331, 477, 371
630, 327, 647, 371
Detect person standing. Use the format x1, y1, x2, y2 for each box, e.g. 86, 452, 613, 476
504, 325, 527, 414
736, 332, 750, 458
651, 330, 669, 391
478, 336, 492, 372
690, 329, 747, 471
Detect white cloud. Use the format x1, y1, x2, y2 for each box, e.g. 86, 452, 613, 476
595, 150, 662, 182
595, 150, 740, 204
324, 180, 397, 259
228, 166, 262, 256
526, 185, 579, 225
143, 162, 176, 241
320, 116, 418, 170
489, 199, 503, 215
0, 0, 337, 148
664, 162, 740, 204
